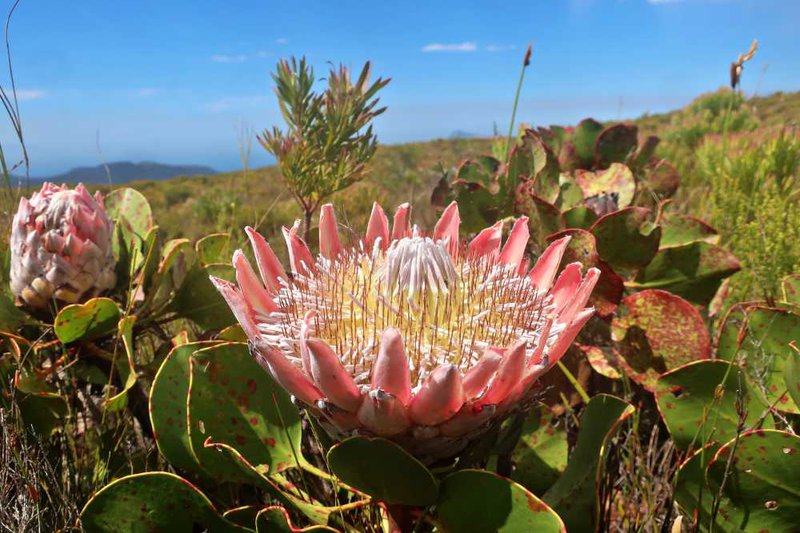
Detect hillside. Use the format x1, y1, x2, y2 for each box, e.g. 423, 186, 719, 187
114, 89, 799, 244
23, 161, 217, 185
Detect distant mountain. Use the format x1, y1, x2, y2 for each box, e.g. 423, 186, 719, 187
448, 130, 480, 139
27, 161, 217, 185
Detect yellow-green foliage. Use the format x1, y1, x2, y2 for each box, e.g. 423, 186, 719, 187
695, 130, 800, 303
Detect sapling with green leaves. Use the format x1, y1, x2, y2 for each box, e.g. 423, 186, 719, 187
258, 57, 390, 240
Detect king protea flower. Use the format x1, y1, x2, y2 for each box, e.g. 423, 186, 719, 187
9, 182, 116, 310
212, 202, 598, 461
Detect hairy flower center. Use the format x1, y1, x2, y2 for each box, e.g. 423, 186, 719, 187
260, 237, 553, 387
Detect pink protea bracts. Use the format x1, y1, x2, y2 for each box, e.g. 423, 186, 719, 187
9, 182, 116, 310
212, 201, 598, 462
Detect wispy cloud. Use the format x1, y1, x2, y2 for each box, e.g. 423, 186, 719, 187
485, 44, 516, 52
210, 53, 248, 63
132, 87, 159, 97
275, 37, 288, 44
421, 42, 477, 53
15, 89, 46, 101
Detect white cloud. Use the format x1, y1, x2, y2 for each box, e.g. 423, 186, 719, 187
275, 37, 288, 44
133, 87, 159, 97
211, 53, 248, 63
486, 44, 516, 52
15, 89, 46, 101
255, 50, 271, 58
421, 42, 477, 53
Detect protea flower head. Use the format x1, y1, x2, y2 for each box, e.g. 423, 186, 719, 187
9, 182, 116, 310
212, 202, 598, 462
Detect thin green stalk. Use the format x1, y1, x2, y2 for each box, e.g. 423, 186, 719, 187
504, 44, 532, 161
557, 360, 591, 404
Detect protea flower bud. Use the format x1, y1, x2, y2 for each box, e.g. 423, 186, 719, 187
9, 182, 116, 310
212, 202, 598, 462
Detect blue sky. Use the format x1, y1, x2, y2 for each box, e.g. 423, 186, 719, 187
1, 0, 798, 176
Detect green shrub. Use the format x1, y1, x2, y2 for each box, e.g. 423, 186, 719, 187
696, 130, 800, 303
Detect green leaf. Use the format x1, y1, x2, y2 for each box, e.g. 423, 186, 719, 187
106, 188, 154, 271
80, 472, 248, 532
574, 163, 636, 208
105, 188, 154, 238
570, 118, 604, 168
197, 232, 232, 266
593, 123, 638, 169
785, 349, 800, 409
562, 206, 597, 230
167, 262, 235, 329
644, 159, 681, 198
673, 444, 716, 524
150, 340, 233, 475
543, 394, 634, 532
327, 436, 438, 506
437, 470, 565, 532
149, 238, 195, 309
782, 273, 800, 306
630, 241, 741, 306
718, 306, 800, 413
611, 289, 711, 391
507, 130, 560, 203
104, 316, 138, 411
256, 507, 338, 532
655, 360, 769, 451
511, 404, 569, 495
187, 343, 302, 481
18, 393, 67, 436
590, 207, 661, 271
513, 186, 564, 246
54, 297, 121, 343
706, 430, 800, 532
658, 212, 720, 248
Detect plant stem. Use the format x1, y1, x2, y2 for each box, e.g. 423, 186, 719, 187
505, 44, 532, 161
556, 360, 591, 404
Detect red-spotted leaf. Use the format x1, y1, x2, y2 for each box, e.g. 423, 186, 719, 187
437, 470, 565, 532
782, 273, 800, 306
705, 430, 800, 532
590, 207, 661, 271
150, 341, 222, 475
580, 344, 622, 379
511, 404, 569, 495
574, 163, 636, 208
80, 472, 248, 532
718, 306, 800, 413
655, 360, 768, 451
187, 343, 302, 482
611, 290, 711, 391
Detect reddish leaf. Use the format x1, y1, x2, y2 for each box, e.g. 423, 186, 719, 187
611, 289, 711, 391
